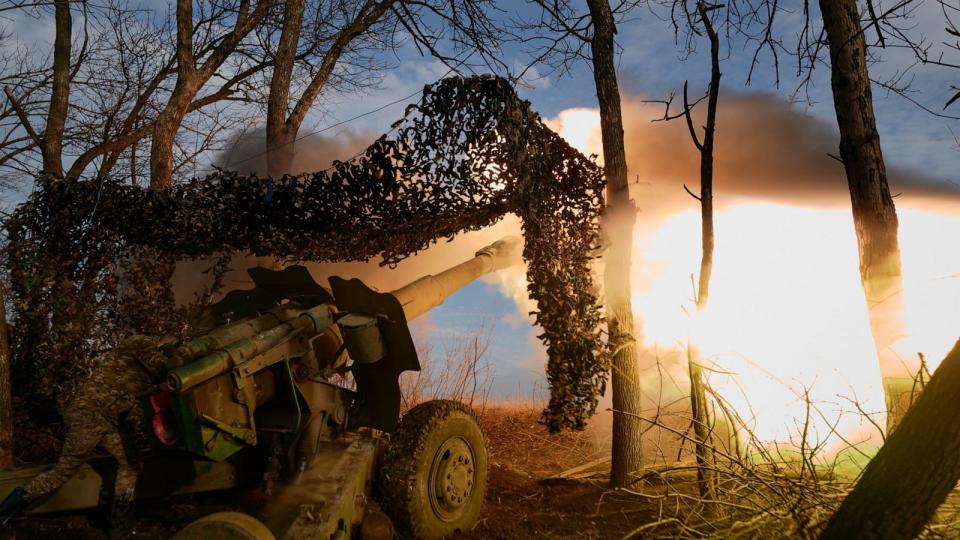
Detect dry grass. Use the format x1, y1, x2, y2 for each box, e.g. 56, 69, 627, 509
399, 330, 494, 413
396, 330, 857, 538
463, 403, 665, 540
457, 398, 847, 540
480, 403, 601, 478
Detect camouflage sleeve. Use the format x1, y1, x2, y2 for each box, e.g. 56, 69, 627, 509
23, 408, 113, 500
116, 335, 167, 380
117, 335, 160, 354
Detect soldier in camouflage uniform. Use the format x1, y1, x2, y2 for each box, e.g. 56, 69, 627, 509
0, 335, 176, 529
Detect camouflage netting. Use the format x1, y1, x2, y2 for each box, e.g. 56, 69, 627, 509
6, 75, 608, 432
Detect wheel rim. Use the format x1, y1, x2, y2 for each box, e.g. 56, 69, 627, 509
428, 436, 477, 522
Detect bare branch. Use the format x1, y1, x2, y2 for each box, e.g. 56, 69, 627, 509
2, 86, 42, 146
682, 80, 704, 151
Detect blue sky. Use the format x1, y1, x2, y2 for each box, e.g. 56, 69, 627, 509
416, 280, 548, 401
313, 2, 959, 178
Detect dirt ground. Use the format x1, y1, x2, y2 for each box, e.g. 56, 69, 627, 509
4, 404, 680, 540
463, 405, 665, 540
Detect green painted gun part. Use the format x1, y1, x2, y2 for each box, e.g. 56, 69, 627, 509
168, 305, 301, 366
168, 304, 334, 392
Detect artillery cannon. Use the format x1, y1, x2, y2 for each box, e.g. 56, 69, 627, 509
1, 236, 522, 540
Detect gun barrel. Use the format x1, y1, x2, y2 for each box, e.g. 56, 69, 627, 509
391, 236, 521, 321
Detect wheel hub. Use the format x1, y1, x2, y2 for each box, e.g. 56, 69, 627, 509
430, 437, 476, 521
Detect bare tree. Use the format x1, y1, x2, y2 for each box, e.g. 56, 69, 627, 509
818, 0, 908, 431
2, 0, 79, 180
149, 0, 277, 190
646, 0, 724, 501
2, 0, 506, 190
260, 0, 505, 178
510, 0, 645, 488
264, 0, 393, 177
691, 3, 720, 500
676, 0, 722, 501
43, 0, 72, 177
687, 5, 720, 312
712, 0, 947, 430
585, 0, 645, 488
0, 2, 271, 187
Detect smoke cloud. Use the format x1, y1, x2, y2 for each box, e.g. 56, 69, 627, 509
614, 91, 960, 217
216, 127, 376, 178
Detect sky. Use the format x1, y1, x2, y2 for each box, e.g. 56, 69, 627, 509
299, 2, 959, 179
3, 1, 960, 405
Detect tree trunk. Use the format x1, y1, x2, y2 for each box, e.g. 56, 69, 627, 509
149, 0, 197, 191
266, 129, 296, 178
586, 0, 644, 488
149, 0, 273, 189
0, 286, 12, 469
689, 1, 721, 502
264, 0, 392, 178
821, 337, 960, 539
688, 346, 715, 499
150, 102, 190, 191
695, 0, 719, 311
266, 0, 305, 178
43, 0, 72, 178
819, 0, 907, 431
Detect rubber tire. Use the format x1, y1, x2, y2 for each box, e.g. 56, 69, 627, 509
171, 511, 276, 540
378, 400, 488, 539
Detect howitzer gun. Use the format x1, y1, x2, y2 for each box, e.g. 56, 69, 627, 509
154, 236, 520, 539
1, 237, 521, 540
153, 236, 520, 462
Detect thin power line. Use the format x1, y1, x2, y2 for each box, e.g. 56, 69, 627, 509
228, 65, 461, 169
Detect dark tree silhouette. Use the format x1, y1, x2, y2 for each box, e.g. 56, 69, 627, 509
819, 0, 908, 431
821, 337, 960, 539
